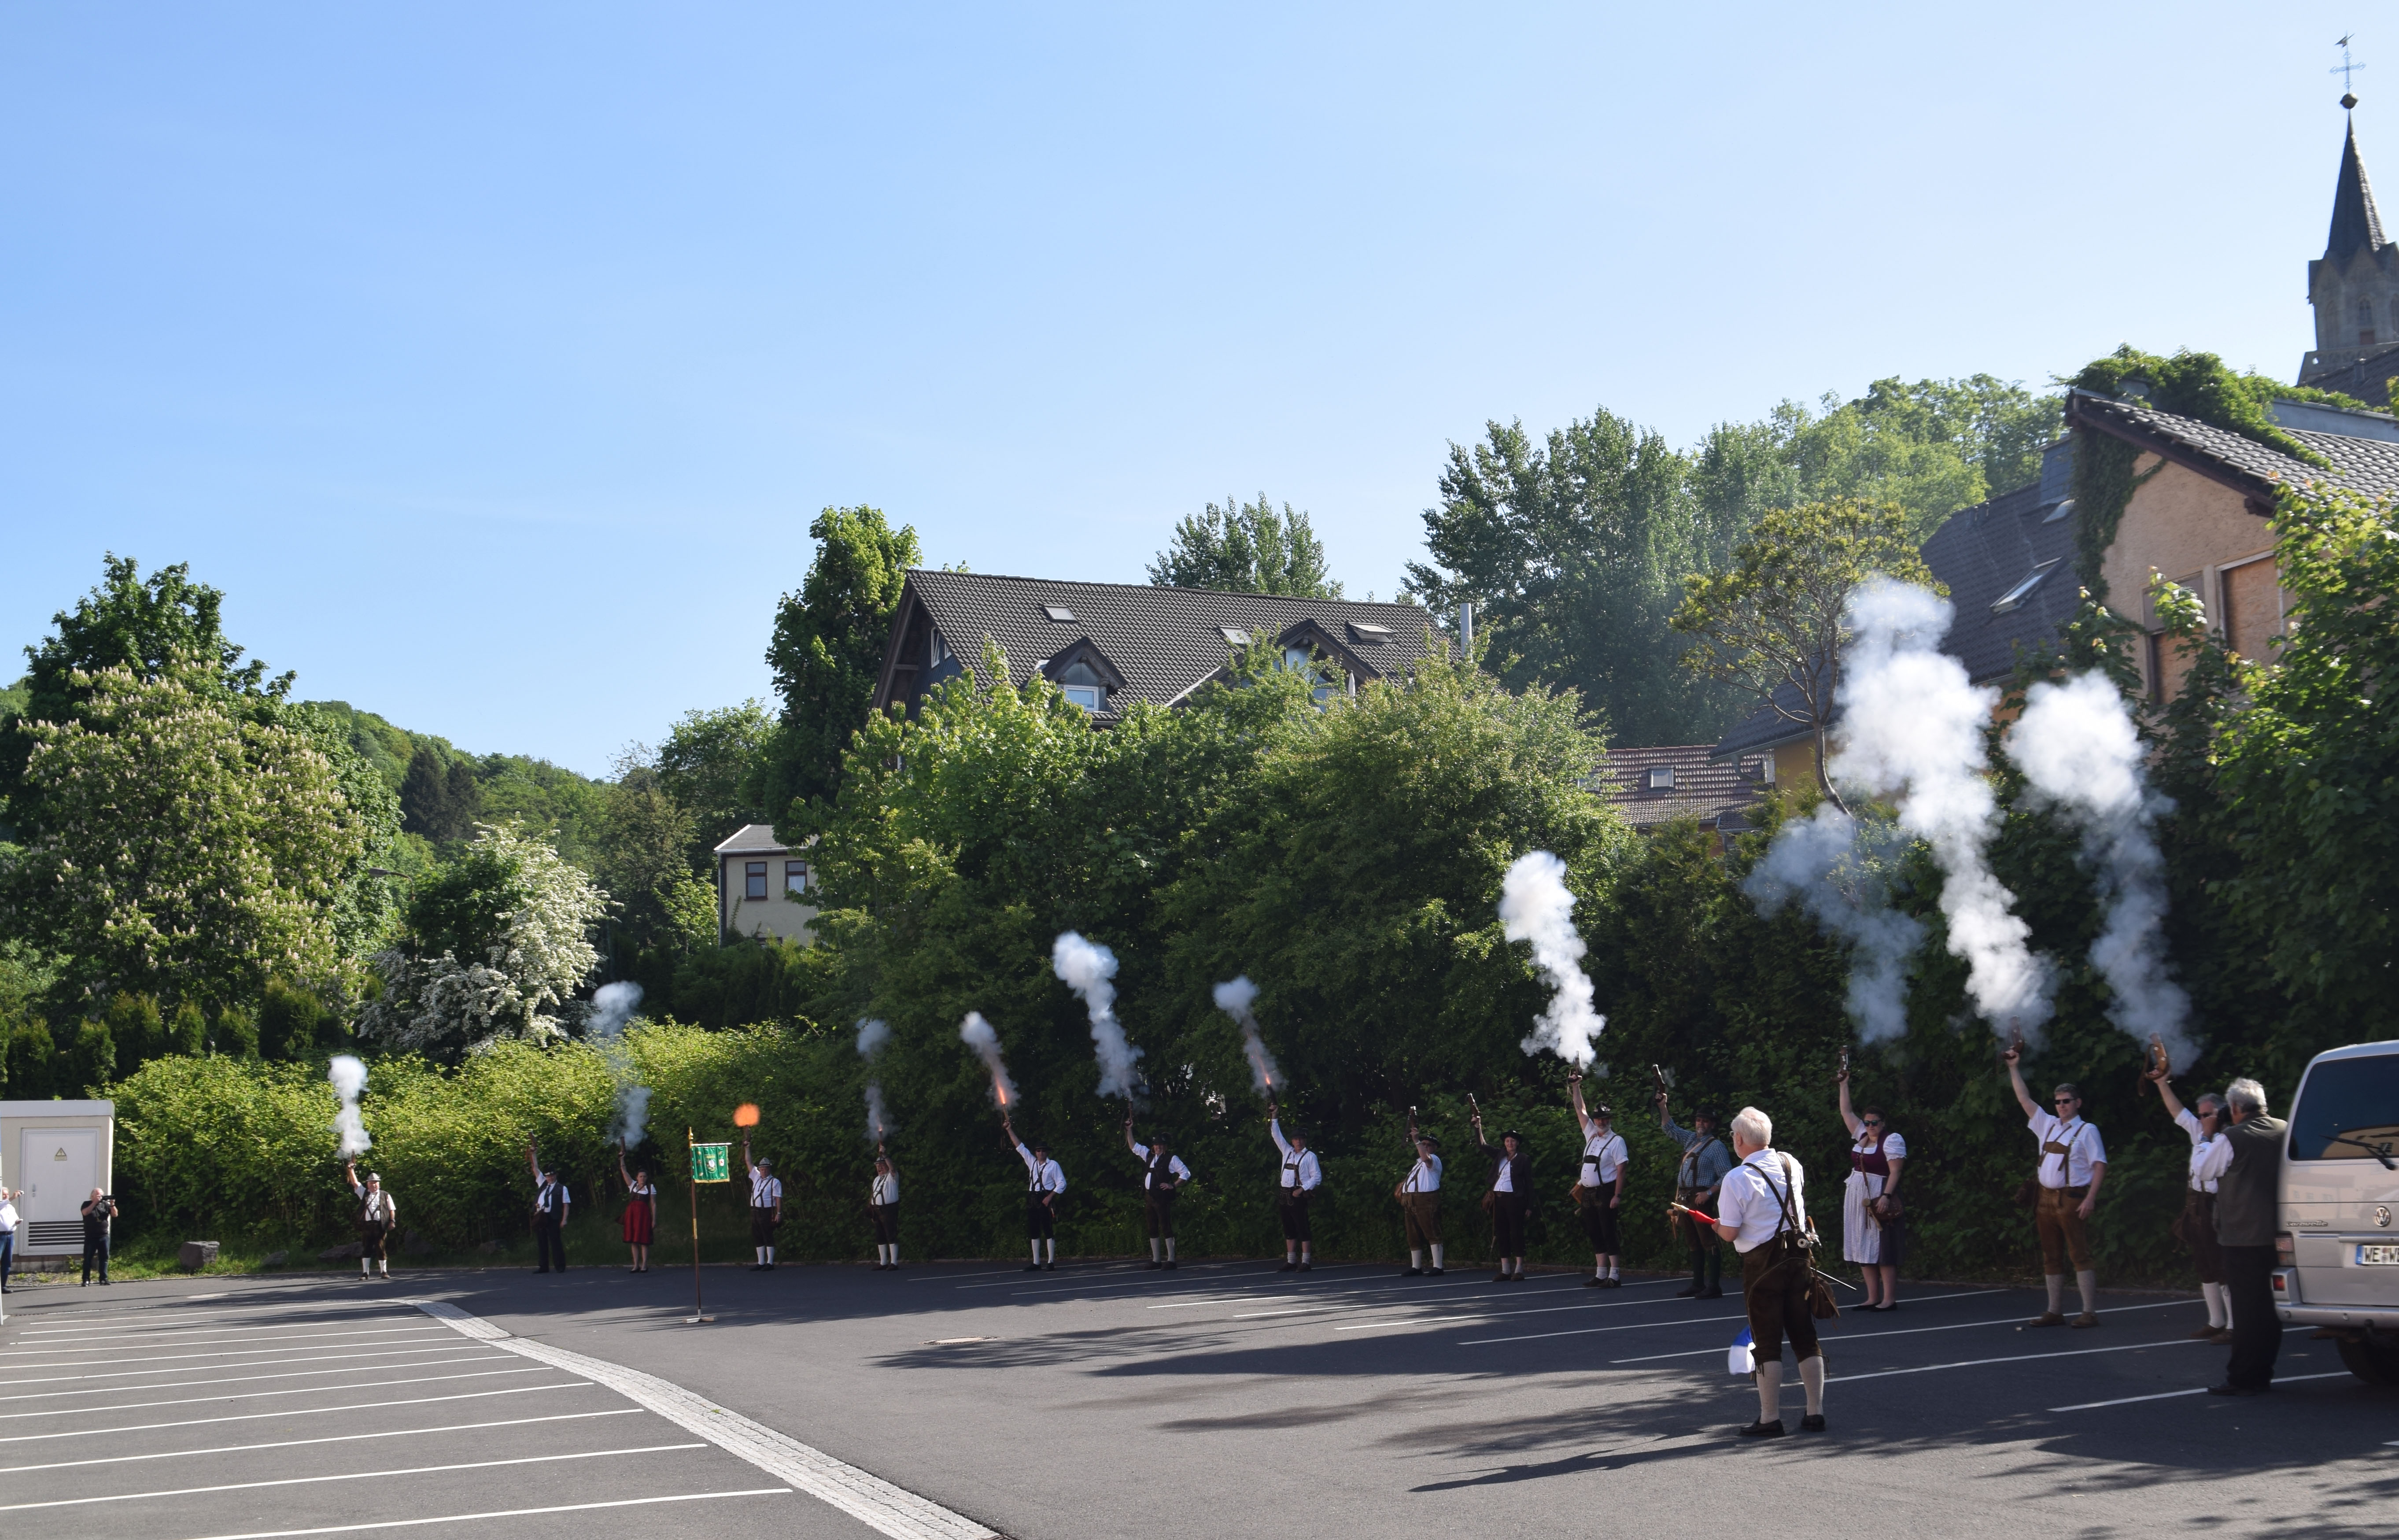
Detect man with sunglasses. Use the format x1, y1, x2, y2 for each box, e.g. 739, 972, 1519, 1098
2144, 1058, 2233, 1342
2006, 1044, 2107, 1328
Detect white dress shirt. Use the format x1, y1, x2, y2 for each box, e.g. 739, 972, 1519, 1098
749, 1172, 783, 1208
1578, 1123, 1628, 1189
0, 1198, 20, 1233
1401, 1153, 1443, 1193
535, 1180, 570, 1214
1270, 1122, 1321, 1191
1130, 1143, 1192, 1189
871, 1171, 899, 1205
2176, 1108, 2229, 1193
1015, 1144, 1067, 1194
351, 1182, 397, 1223
1716, 1149, 1809, 1254
2028, 1112, 2106, 1189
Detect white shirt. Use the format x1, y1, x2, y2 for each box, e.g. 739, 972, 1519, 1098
1269, 1122, 1322, 1190
2028, 1112, 2106, 1189
2177, 1108, 2230, 1193
1402, 1152, 1442, 1193
352, 1182, 396, 1223
1716, 1149, 1808, 1254
1130, 1143, 1192, 1189
749, 1171, 783, 1207
871, 1170, 899, 1205
1847, 1129, 1908, 1195
1578, 1123, 1628, 1188
1492, 1154, 1516, 1193
1015, 1143, 1067, 1194
0, 1199, 18, 1233
535, 1180, 571, 1213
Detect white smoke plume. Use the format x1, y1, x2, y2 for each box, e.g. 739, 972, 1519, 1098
1498, 850, 1606, 1067
2007, 671, 2194, 1061
857, 1018, 894, 1141
328, 1054, 371, 1158
586, 982, 650, 1147
1829, 580, 2052, 1043
1053, 931, 1144, 1099
959, 1011, 1018, 1108
1212, 975, 1280, 1093
1744, 803, 1927, 1043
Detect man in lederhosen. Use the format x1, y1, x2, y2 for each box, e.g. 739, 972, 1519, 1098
1267, 1097, 1320, 1272
1004, 1113, 1065, 1271
1569, 1071, 1628, 1288
2005, 1043, 2107, 1328
1125, 1114, 1192, 1269
525, 1138, 571, 1274
743, 1132, 784, 1270
345, 1160, 397, 1281
1393, 1112, 1444, 1277
1714, 1104, 1826, 1438
1658, 1090, 1732, 1299
2145, 1060, 2232, 1341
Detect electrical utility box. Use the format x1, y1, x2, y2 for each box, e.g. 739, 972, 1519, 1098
1, 1101, 116, 1259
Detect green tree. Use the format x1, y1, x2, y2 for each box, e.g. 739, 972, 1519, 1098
1405, 410, 1746, 745
755, 507, 922, 825
1671, 499, 1937, 809
1777, 376, 2062, 539
0, 661, 373, 1010
399, 745, 480, 842
1147, 494, 1342, 597
595, 759, 716, 957
657, 701, 774, 859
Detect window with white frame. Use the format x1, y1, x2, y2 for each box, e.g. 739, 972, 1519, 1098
1063, 685, 1104, 712
1645, 764, 1676, 791
743, 861, 768, 901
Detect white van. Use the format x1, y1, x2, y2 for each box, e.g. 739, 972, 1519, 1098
2274, 1039, 2399, 1384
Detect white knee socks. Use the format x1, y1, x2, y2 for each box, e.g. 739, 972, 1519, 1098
1411, 1249, 1425, 1270
359, 1259, 371, 1276
2201, 1280, 2227, 1328
2045, 1273, 2066, 1313
1044, 1239, 1056, 1263
1164, 1239, 1175, 1261
1756, 1360, 1783, 1423
1430, 1244, 1444, 1270
1798, 1355, 1824, 1414
1031, 1241, 1043, 1265
2075, 1269, 2097, 1315
1150, 1238, 1162, 1262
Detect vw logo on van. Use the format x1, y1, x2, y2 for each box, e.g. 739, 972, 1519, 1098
2378, 1206, 2393, 1229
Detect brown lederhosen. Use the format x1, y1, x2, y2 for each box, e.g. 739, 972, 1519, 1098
1403, 1191, 1441, 1248
1674, 1186, 1720, 1251
2035, 1185, 2093, 1271
1739, 1159, 1821, 1366
2174, 1188, 2224, 1283
869, 1203, 899, 1245
357, 1221, 389, 1262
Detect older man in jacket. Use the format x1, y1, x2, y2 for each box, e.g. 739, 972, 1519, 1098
2210, 1076, 2289, 1397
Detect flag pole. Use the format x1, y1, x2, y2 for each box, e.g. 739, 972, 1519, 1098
685, 1126, 712, 1324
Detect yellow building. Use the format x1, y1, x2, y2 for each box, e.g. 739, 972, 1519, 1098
713, 824, 818, 946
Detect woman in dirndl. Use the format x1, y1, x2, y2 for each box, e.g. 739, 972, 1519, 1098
1836, 1065, 1905, 1311
2145, 1061, 2233, 1341
618, 1144, 656, 1273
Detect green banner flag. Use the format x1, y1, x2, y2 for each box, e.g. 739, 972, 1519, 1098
690, 1142, 733, 1183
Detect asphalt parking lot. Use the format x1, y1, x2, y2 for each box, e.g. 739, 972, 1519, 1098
7, 1258, 2394, 1540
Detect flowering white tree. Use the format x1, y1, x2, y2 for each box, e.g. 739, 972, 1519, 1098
356, 823, 608, 1057
1, 662, 368, 1007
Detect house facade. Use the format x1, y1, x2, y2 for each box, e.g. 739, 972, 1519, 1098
869, 568, 1439, 720
714, 824, 818, 946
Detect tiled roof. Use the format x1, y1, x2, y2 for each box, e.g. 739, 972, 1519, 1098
713, 824, 789, 856
898, 569, 1439, 713
1919, 477, 2081, 684
2064, 391, 2399, 502
1593, 744, 1772, 830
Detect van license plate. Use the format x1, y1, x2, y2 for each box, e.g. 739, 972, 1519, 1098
2360, 1245, 2399, 1266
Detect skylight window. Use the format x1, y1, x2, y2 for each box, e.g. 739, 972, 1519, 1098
2042, 498, 2077, 525
1990, 560, 2062, 615
1042, 605, 1076, 622
1645, 765, 1677, 791
1218, 626, 1252, 645
1347, 621, 1393, 643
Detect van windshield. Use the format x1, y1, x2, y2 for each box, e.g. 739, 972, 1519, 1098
2288, 1052, 2399, 1160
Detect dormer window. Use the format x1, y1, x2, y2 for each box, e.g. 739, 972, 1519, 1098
1991, 560, 2062, 614
1043, 604, 1076, 622
1063, 685, 1104, 713
1645, 765, 1676, 791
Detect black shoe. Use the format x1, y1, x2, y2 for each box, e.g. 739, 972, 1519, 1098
1023, 1263, 1041, 1272
100, 1278, 111, 1285
536, 1269, 552, 1275
2207, 1382, 2267, 1397
1603, 1277, 1623, 1289
1699, 1285, 1724, 1300
1675, 1283, 1701, 1297
1279, 1262, 1298, 1272
1044, 1262, 1056, 1271
1585, 1275, 1605, 1287
1429, 1267, 1445, 1276
1492, 1272, 1510, 1283
1402, 1268, 1425, 1277
1298, 1263, 1312, 1272
1800, 1414, 1826, 1432
1738, 1419, 1786, 1438
1148, 1260, 1163, 1270
1164, 1260, 1177, 1270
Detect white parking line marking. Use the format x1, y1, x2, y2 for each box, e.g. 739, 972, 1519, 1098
0, 1442, 706, 1512
1460, 1312, 1750, 1347
1832, 1338, 2204, 1383
0, 1362, 535, 1417
0, 1407, 643, 1472
2048, 1370, 2357, 1410
177, 1487, 794, 1540
12, 1316, 428, 1345
1608, 1298, 2191, 1363
0, 1379, 588, 1443
4, 1329, 454, 1366
18, 1305, 417, 1337
1, 1345, 501, 1392
412, 1299, 997, 1540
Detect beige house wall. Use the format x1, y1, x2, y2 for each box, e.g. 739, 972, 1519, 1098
2104, 455, 2286, 699
718, 854, 819, 947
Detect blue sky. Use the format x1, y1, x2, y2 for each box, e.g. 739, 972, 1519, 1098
0, 5, 2366, 774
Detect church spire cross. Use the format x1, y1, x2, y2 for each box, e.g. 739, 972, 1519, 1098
2335, 34, 2366, 109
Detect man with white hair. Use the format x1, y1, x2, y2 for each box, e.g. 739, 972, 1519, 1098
2210, 1076, 2288, 1397
1713, 1105, 1827, 1437
345, 1160, 397, 1280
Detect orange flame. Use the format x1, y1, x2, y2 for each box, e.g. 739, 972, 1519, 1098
732, 1103, 760, 1128
994, 1081, 1010, 1108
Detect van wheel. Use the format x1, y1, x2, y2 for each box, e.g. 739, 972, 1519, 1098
2334, 1336, 2399, 1386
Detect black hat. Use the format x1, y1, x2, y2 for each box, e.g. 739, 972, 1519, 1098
1414, 1130, 1441, 1148
1591, 1104, 1613, 1120
1500, 1129, 1524, 1144
1693, 1108, 1720, 1124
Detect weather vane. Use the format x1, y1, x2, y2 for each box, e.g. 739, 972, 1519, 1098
2335, 34, 2367, 109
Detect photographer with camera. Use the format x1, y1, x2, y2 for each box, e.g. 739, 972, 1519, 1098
80, 1189, 116, 1286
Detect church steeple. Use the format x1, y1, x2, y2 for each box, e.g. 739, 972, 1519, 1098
2327, 117, 2388, 266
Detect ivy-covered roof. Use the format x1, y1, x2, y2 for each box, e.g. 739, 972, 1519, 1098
2064, 391, 2399, 502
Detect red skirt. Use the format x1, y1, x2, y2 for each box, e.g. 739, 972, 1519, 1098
622, 1195, 655, 1245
